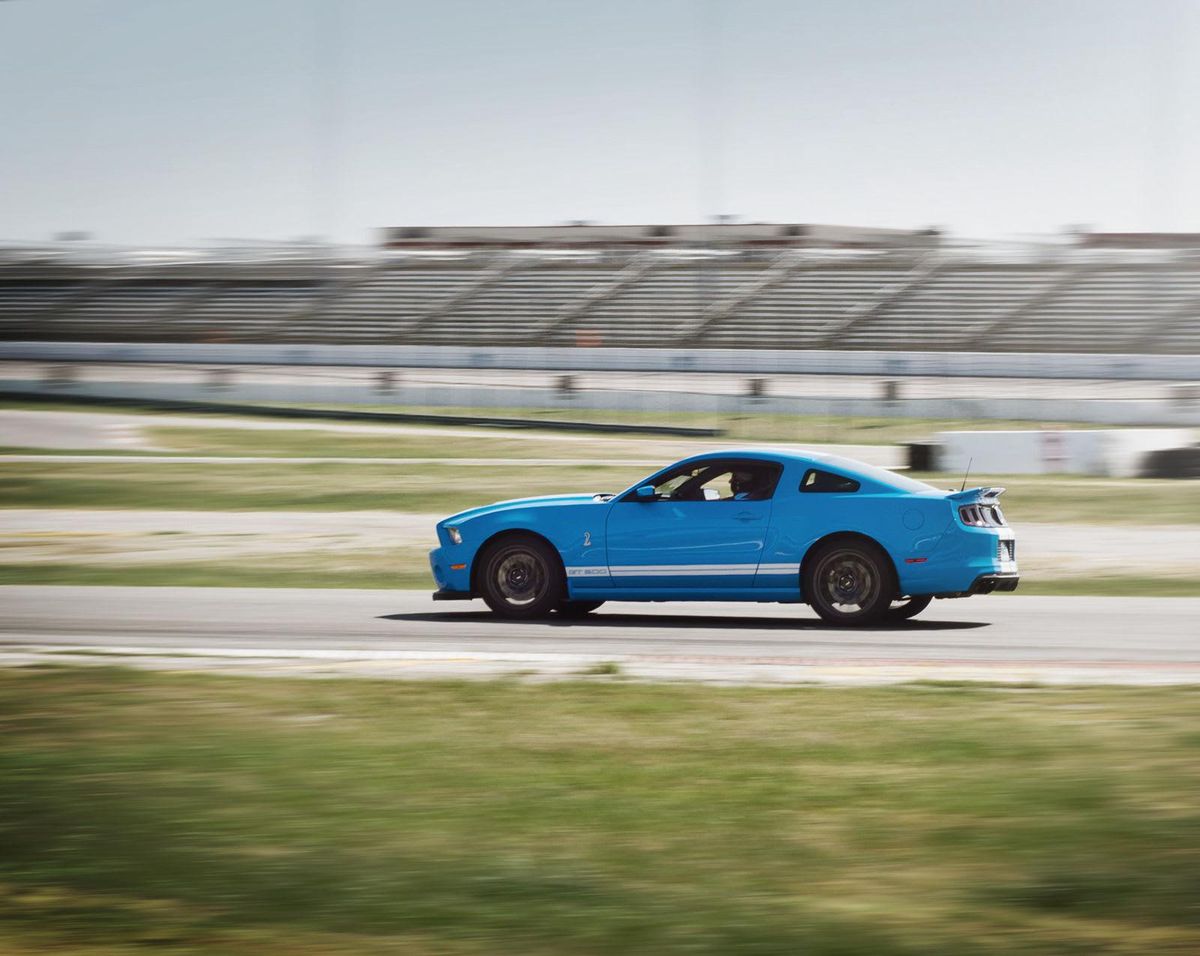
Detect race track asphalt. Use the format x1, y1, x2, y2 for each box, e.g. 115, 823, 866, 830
2, 586, 1198, 685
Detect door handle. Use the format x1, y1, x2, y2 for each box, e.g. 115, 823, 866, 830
735, 512, 761, 522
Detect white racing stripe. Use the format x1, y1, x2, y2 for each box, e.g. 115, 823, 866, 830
565, 567, 608, 578
567, 563, 801, 578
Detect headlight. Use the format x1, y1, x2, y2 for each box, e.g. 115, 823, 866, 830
446, 526, 462, 545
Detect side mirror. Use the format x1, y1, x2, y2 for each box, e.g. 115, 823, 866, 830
635, 485, 656, 500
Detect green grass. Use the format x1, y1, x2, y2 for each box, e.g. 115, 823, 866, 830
909, 473, 1200, 526
2, 457, 1197, 524
0, 553, 432, 590
0, 460, 650, 514
1, 394, 1109, 445
138, 425, 668, 460
0, 669, 1197, 954
1006, 575, 1200, 597
284, 402, 1108, 445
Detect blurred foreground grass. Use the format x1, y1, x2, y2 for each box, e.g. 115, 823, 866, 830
0, 668, 1197, 955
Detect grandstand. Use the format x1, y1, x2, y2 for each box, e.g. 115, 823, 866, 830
1, 224, 1198, 353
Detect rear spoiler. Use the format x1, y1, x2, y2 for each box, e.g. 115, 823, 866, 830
946, 486, 1006, 503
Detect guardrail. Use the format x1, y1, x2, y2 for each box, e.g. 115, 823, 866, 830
4, 342, 1199, 381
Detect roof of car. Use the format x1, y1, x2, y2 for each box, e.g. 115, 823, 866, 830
679, 448, 939, 495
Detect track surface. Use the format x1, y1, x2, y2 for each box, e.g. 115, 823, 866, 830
2, 586, 1198, 685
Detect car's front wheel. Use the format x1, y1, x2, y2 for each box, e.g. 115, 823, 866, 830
805, 540, 894, 626
478, 535, 563, 619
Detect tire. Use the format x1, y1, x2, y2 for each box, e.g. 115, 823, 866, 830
477, 535, 564, 619
557, 600, 605, 618
886, 595, 933, 622
804, 539, 895, 626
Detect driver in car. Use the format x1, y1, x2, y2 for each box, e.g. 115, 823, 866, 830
730, 470, 765, 500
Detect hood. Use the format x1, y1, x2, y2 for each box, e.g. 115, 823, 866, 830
441, 493, 606, 526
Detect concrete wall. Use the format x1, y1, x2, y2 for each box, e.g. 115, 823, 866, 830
9, 376, 1200, 427
935, 429, 1197, 477
4, 341, 1200, 381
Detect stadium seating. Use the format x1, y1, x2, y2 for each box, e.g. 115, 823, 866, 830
552, 263, 744, 347
705, 266, 915, 348
1, 248, 1197, 353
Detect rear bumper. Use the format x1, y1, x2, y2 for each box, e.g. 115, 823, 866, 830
969, 572, 1020, 594
935, 572, 1020, 598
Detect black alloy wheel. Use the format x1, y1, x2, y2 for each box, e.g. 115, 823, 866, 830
885, 595, 934, 622
478, 536, 563, 619
805, 540, 894, 626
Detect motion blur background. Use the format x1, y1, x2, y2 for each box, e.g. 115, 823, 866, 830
3, 0, 1200, 462
1, 2, 1199, 954
1, 0, 1198, 585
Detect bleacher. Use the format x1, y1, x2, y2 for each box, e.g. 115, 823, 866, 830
1, 231, 1197, 354
706, 265, 916, 348
556, 263, 744, 346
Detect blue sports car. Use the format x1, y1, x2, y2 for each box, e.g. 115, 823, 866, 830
428, 449, 1018, 625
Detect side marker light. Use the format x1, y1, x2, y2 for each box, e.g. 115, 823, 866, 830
905, 557, 928, 564
450, 563, 466, 570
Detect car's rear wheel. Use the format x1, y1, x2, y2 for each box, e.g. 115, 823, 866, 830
478, 536, 563, 619
557, 600, 605, 618
886, 595, 933, 621
805, 540, 894, 626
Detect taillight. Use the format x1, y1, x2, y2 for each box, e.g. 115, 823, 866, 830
959, 503, 1006, 527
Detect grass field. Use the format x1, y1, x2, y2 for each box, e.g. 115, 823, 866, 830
0, 668, 1197, 955
282, 402, 1110, 445
0, 395, 1112, 444
2, 456, 1198, 524
0, 459, 648, 513
0, 551, 430, 590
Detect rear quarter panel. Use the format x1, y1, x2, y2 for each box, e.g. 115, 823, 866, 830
758, 468, 953, 595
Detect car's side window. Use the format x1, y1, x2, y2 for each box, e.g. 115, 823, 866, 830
644, 461, 782, 502
652, 466, 705, 498
800, 469, 861, 493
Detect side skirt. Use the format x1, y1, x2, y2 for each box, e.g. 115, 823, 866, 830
569, 587, 803, 603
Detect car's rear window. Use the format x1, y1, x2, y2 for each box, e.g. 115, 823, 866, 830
811, 455, 941, 494
800, 469, 860, 493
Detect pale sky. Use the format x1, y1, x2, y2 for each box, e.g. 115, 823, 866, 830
1, 0, 1197, 245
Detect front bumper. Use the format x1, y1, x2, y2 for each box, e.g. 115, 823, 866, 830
432, 588, 473, 601
429, 546, 471, 594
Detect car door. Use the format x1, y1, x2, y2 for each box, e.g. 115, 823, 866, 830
604, 459, 781, 590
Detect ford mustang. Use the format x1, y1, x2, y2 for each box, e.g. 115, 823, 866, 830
428, 449, 1018, 625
